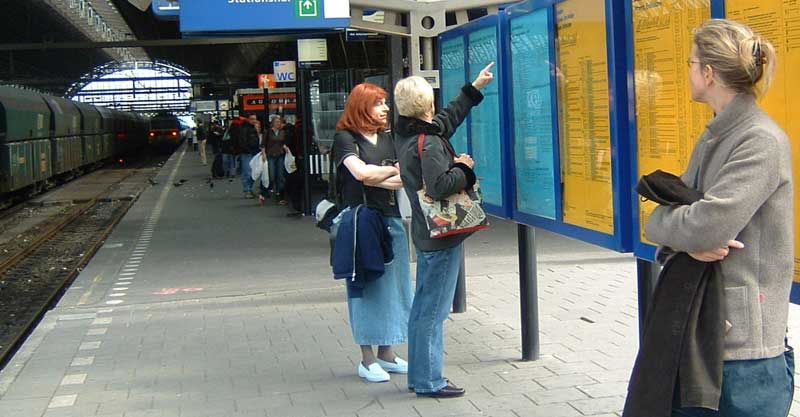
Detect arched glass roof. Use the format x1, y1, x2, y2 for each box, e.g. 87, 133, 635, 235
68, 61, 192, 114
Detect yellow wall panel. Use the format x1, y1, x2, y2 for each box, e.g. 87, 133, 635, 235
556, 0, 614, 234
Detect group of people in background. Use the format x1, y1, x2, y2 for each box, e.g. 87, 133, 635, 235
191, 112, 304, 217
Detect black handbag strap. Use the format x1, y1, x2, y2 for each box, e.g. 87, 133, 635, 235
354, 142, 369, 206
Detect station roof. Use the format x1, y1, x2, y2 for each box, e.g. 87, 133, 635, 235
0, 0, 304, 95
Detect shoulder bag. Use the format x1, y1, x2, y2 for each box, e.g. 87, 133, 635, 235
416, 133, 489, 238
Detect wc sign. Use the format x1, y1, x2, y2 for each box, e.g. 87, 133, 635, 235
273, 61, 297, 83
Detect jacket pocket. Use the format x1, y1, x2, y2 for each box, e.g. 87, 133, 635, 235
724, 286, 751, 349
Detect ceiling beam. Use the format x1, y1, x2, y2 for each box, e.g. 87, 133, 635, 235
0, 35, 298, 52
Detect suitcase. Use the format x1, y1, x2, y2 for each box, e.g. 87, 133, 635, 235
211, 153, 225, 178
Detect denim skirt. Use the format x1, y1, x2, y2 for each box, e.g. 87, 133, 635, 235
347, 216, 413, 346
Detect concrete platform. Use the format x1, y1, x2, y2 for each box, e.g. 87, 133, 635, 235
2, 144, 799, 417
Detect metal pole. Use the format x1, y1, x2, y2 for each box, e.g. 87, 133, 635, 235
452, 254, 466, 313
299, 70, 312, 215
636, 258, 661, 344
518, 224, 540, 361
421, 37, 434, 71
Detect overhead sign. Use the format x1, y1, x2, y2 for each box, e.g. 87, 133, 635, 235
180, 0, 350, 33
273, 61, 297, 83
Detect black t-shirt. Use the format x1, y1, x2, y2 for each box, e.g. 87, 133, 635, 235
333, 130, 400, 218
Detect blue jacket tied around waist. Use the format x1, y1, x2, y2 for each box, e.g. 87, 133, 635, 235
332, 205, 394, 298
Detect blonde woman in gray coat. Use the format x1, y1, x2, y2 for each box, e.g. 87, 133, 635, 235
645, 19, 794, 417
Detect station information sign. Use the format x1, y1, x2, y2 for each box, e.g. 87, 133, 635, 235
440, 36, 469, 155
555, 0, 614, 235
632, 1, 712, 256
468, 26, 504, 209
180, 0, 351, 33
508, 8, 557, 219
725, 0, 800, 283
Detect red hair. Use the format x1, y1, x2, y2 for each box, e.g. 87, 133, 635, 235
336, 83, 388, 133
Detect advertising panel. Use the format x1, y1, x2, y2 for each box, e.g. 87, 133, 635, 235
509, 7, 557, 219
632, 0, 712, 258
440, 35, 469, 154
468, 26, 504, 209
556, 0, 615, 235
725, 0, 800, 286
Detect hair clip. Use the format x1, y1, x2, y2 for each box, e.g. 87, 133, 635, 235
753, 42, 765, 67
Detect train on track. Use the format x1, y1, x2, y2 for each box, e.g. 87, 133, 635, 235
0, 86, 153, 197
148, 112, 183, 151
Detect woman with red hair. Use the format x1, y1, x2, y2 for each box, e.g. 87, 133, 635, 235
333, 83, 413, 383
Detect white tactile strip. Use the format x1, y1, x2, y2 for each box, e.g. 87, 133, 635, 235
103, 148, 186, 307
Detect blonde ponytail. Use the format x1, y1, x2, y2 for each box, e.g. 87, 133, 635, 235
693, 19, 777, 98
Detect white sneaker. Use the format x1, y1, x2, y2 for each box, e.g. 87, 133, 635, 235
376, 357, 408, 374
358, 362, 390, 382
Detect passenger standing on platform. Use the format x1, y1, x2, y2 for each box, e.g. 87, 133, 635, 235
222, 118, 241, 179
333, 83, 413, 384
393, 63, 494, 398
239, 114, 261, 198
209, 120, 224, 155
643, 19, 793, 417
262, 115, 288, 205
196, 120, 208, 165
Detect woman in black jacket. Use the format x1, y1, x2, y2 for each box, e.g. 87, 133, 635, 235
394, 63, 494, 398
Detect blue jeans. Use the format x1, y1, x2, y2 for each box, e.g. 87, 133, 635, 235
672, 350, 794, 417
222, 154, 236, 177
407, 243, 463, 393
267, 154, 285, 196
239, 153, 255, 193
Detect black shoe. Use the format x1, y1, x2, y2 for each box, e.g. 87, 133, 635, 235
416, 381, 465, 398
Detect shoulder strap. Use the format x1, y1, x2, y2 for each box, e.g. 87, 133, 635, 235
417, 133, 426, 160
353, 142, 368, 206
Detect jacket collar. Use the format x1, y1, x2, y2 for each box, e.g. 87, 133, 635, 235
395, 116, 442, 138
706, 93, 758, 139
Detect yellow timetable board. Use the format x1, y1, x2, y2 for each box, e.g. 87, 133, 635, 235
556, 0, 614, 234
726, 0, 800, 282
633, 0, 712, 243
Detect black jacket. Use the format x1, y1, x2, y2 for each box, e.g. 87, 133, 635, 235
623, 170, 725, 417
395, 84, 482, 252
240, 123, 261, 154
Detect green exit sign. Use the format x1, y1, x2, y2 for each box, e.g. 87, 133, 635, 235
296, 0, 319, 18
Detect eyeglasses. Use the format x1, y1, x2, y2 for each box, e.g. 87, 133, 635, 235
686, 59, 702, 68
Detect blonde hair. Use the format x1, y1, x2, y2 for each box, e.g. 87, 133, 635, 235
393, 76, 434, 118
693, 19, 776, 98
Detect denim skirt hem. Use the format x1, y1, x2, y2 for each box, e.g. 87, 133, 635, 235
347, 216, 413, 347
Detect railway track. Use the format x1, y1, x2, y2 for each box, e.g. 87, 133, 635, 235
0, 153, 168, 368
0, 199, 132, 367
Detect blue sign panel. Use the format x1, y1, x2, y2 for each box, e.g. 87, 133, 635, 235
440, 36, 468, 155
180, 0, 351, 33
468, 26, 504, 209
509, 8, 557, 219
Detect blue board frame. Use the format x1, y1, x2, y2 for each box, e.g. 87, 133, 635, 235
438, 15, 513, 219
499, 0, 633, 252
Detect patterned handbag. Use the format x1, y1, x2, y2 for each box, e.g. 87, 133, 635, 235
417, 134, 489, 238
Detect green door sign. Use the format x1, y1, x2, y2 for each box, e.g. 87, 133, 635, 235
296, 0, 319, 18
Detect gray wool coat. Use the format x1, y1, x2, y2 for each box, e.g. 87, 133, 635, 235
646, 93, 794, 361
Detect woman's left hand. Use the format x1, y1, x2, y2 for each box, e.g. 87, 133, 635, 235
688, 239, 744, 262
472, 62, 495, 90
